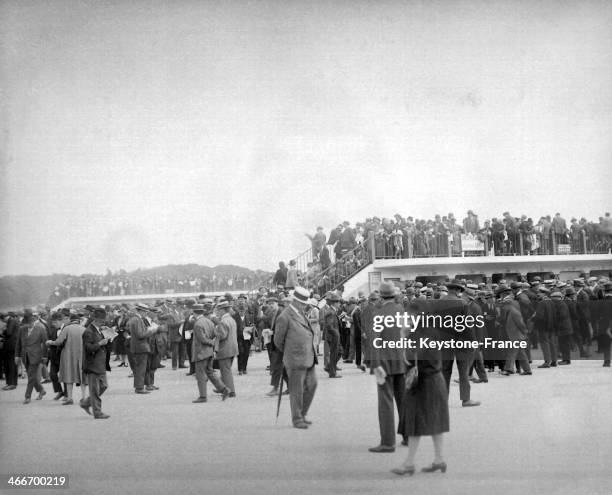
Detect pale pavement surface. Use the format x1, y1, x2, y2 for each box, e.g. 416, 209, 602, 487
1, 353, 611, 495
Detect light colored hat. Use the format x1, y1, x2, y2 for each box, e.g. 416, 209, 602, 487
292, 286, 310, 303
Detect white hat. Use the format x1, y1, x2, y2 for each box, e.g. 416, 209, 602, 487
292, 286, 310, 303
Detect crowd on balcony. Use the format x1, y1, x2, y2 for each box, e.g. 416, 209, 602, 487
304, 211, 612, 263
287, 212, 612, 295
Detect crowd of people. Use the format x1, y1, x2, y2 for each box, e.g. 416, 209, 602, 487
303, 211, 612, 263
1, 274, 610, 402
46, 270, 272, 307
1, 273, 611, 474
270, 211, 612, 299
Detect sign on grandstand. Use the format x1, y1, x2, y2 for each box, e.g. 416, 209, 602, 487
557, 244, 571, 255
461, 234, 484, 252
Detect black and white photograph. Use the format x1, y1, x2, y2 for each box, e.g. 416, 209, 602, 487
1, 1, 611, 494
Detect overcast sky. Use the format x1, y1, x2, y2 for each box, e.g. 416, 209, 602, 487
1, 0, 611, 276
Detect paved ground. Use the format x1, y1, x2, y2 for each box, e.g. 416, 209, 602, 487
1, 353, 611, 495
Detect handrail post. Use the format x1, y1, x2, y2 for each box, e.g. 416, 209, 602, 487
582, 230, 587, 254
519, 232, 524, 256
552, 233, 557, 255
368, 230, 375, 263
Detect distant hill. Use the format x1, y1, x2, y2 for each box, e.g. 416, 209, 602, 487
0, 265, 273, 311
0, 274, 70, 311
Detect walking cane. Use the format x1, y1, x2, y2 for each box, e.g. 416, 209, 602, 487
275, 366, 284, 424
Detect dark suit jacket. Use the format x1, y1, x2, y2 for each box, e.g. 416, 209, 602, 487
165, 311, 182, 343
128, 316, 156, 354
371, 300, 407, 376
15, 321, 48, 366
320, 305, 341, 340
274, 304, 316, 370
82, 323, 107, 375
4, 316, 20, 351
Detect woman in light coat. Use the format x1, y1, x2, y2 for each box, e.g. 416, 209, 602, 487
47, 316, 85, 405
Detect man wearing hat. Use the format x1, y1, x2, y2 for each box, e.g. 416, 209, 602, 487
534, 287, 556, 367
214, 299, 238, 397
15, 309, 48, 403
47, 313, 66, 400
321, 292, 343, 378
574, 279, 592, 357
274, 287, 318, 429
361, 292, 382, 371
128, 304, 162, 394
192, 302, 230, 402
81, 308, 111, 418
440, 280, 480, 407
369, 282, 406, 452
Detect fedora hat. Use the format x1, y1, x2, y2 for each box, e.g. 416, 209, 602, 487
292, 286, 310, 304
325, 292, 342, 303
378, 282, 397, 299
495, 284, 511, 296
216, 300, 231, 310
446, 279, 465, 291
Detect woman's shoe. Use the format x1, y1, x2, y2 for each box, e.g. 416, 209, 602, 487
62, 399, 74, 405
391, 465, 415, 476
422, 462, 447, 473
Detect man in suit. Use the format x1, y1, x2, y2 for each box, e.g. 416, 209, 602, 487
369, 283, 406, 452
440, 280, 481, 407
47, 312, 65, 400
234, 295, 256, 375
274, 287, 318, 429
552, 212, 568, 247
497, 287, 532, 375
264, 296, 286, 396
181, 301, 196, 375
214, 300, 238, 397
165, 301, 184, 370
321, 292, 343, 378
2, 312, 20, 390
15, 309, 48, 404
128, 304, 160, 394
192, 301, 230, 402
81, 308, 110, 419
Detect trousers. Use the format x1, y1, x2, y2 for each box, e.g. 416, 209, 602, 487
377, 373, 405, 447
132, 353, 148, 390
286, 366, 317, 425
25, 362, 44, 398
540, 332, 558, 364
195, 358, 226, 398
237, 339, 251, 372
217, 357, 235, 394
84, 372, 107, 416
442, 348, 474, 402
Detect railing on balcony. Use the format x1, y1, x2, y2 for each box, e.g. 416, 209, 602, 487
305, 242, 373, 295
374, 229, 612, 260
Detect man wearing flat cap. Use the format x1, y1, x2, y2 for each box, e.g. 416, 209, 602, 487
274, 287, 318, 429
